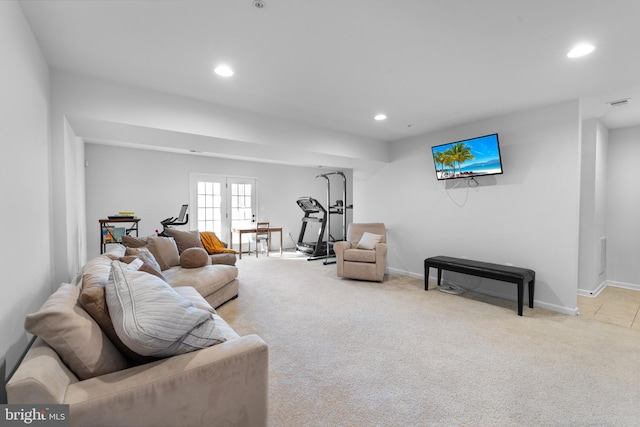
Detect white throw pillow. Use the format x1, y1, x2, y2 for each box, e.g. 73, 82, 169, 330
106, 261, 226, 358
124, 257, 144, 271
356, 232, 383, 250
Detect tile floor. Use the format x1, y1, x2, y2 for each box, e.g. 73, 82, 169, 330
578, 285, 640, 330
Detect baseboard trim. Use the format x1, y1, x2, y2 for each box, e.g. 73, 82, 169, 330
535, 300, 579, 316
577, 281, 607, 298
386, 267, 422, 279
606, 280, 640, 292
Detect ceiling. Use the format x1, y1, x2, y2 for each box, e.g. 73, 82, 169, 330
19, 0, 640, 142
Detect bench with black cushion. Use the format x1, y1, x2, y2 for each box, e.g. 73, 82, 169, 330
424, 256, 535, 316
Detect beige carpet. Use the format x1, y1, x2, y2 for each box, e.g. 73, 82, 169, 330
216, 253, 640, 427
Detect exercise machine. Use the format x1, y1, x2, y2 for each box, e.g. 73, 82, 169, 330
295, 171, 352, 262
295, 197, 331, 259
316, 171, 352, 264
160, 204, 188, 234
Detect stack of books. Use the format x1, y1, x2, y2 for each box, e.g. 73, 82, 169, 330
108, 211, 136, 220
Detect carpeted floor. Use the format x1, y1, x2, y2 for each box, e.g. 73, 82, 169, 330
216, 252, 640, 427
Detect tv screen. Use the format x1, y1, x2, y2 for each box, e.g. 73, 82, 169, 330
431, 133, 503, 180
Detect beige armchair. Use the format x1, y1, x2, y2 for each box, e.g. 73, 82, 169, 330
334, 223, 387, 282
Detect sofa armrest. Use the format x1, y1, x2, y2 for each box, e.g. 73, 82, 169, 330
374, 242, 387, 263
65, 334, 268, 427
7, 338, 78, 404
333, 241, 352, 257
209, 252, 237, 266
334, 241, 352, 278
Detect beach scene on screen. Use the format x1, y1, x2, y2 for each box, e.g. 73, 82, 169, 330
431, 134, 503, 180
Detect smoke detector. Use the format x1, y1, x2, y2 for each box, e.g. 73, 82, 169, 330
607, 98, 631, 107
254, 0, 265, 8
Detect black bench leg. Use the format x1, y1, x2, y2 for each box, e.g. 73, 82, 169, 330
517, 282, 523, 316
424, 263, 428, 291
528, 280, 535, 309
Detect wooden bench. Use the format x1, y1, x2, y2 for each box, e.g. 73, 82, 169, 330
424, 256, 535, 316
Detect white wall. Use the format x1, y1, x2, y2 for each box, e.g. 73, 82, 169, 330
84, 144, 353, 260
578, 119, 608, 295
355, 101, 582, 314
50, 71, 386, 285
0, 1, 52, 400
606, 125, 640, 289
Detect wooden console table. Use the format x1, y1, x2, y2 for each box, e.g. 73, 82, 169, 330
230, 226, 283, 259
99, 218, 140, 254
424, 256, 535, 316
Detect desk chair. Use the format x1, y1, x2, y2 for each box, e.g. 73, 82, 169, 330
251, 222, 270, 257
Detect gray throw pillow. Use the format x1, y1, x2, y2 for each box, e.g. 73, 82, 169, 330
146, 236, 180, 270
163, 229, 205, 254
105, 261, 226, 358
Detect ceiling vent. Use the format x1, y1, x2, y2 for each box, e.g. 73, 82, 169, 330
607, 98, 631, 107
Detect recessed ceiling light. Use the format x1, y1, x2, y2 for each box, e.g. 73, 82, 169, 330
567, 44, 595, 58
214, 65, 234, 77
374, 114, 387, 121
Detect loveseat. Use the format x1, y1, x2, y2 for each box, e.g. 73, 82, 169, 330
6, 237, 268, 427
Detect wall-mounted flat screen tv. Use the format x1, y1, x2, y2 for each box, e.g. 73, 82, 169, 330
431, 133, 503, 180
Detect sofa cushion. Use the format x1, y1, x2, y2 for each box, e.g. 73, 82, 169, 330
163, 264, 239, 298
25, 283, 131, 380
82, 254, 113, 280
103, 244, 126, 260
173, 286, 216, 313
163, 229, 205, 253
344, 248, 377, 263
180, 247, 211, 269
80, 272, 157, 364
124, 247, 162, 273
120, 257, 166, 281
356, 232, 384, 250
120, 235, 148, 248
106, 261, 227, 358
146, 236, 180, 270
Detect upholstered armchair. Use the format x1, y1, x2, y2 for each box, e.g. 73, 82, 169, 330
334, 223, 387, 282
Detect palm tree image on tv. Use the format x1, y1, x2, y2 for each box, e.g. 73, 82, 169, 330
431, 134, 503, 180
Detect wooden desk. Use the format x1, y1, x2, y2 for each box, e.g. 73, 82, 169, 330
230, 226, 283, 259
99, 218, 140, 254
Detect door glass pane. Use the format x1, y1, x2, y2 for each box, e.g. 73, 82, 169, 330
229, 181, 256, 247
195, 179, 222, 235
191, 175, 256, 252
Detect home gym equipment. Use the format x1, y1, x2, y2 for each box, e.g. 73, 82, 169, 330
295, 171, 352, 262
295, 197, 330, 259
160, 204, 188, 234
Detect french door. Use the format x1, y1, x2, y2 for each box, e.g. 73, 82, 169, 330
189, 173, 257, 249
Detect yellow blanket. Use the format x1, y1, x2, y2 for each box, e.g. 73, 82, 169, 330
200, 231, 238, 254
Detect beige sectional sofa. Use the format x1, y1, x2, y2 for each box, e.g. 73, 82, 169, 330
6, 238, 268, 427
122, 229, 239, 308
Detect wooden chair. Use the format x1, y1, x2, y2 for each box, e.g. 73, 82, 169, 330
251, 222, 270, 257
